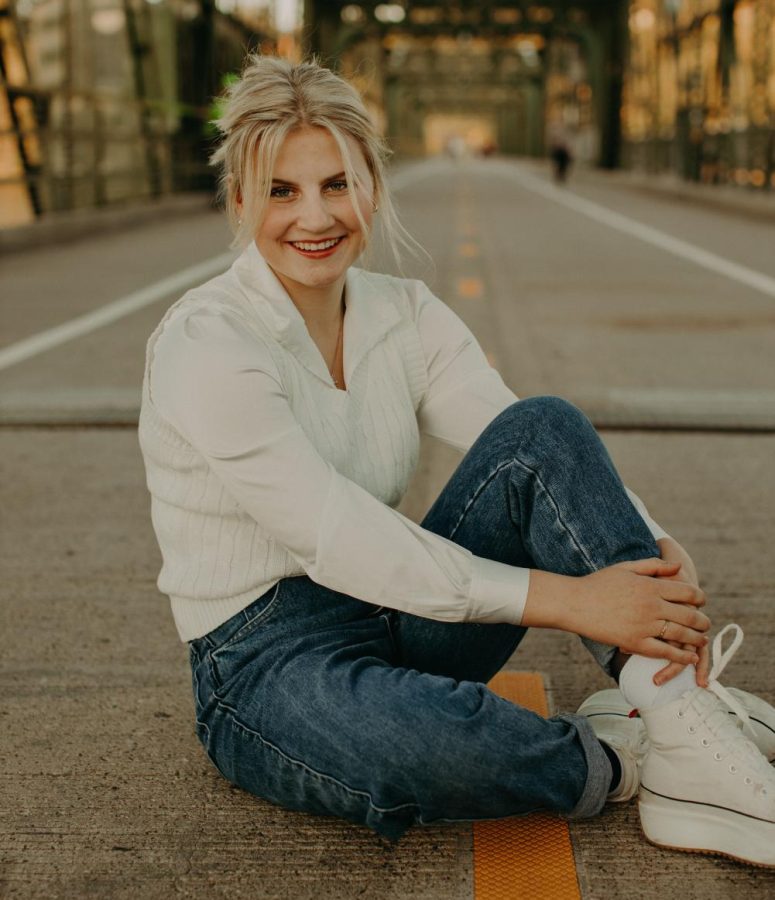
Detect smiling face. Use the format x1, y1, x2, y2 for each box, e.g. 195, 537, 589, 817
254, 125, 375, 308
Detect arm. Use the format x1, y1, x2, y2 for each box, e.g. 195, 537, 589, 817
522, 558, 709, 666
150, 306, 529, 625
411, 279, 520, 452
407, 281, 709, 664
410, 280, 671, 544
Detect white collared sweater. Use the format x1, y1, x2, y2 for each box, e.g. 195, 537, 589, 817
138, 241, 667, 642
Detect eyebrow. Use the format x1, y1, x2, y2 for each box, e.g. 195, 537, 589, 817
271, 171, 346, 186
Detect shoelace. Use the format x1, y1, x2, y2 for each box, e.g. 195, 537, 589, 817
705, 624, 755, 739
678, 624, 773, 787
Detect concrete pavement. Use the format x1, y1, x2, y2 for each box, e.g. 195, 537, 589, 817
2, 157, 774, 898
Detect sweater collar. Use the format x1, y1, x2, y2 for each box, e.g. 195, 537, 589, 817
231, 240, 401, 388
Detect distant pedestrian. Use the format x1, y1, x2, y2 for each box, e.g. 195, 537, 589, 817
480, 138, 497, 157
550, 140, 573, 183
137, 54, 775, 864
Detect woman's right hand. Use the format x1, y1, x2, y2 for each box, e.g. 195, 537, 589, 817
571, 558, 710, 664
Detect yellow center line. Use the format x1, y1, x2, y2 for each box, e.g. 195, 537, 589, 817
474, 672, 582, 900
457, 276, 483, 299
458, 242, 480, 259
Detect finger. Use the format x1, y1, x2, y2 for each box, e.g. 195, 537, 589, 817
660, 621, 711, 648
657, 568, 686, 582
655, 641, 710, 686
663, 638, 684, 649
659, 604, 711, 633
659, 580, 707, 607
641, 639, 699, 667
695, 642, 711, 688
624, 558, 682, 577
654, 659, 686, 685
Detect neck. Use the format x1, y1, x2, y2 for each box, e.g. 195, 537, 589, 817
273, 271, 347, 332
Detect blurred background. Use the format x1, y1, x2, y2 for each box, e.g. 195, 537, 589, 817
2, 7, 775, 897
2, 0, 773, 229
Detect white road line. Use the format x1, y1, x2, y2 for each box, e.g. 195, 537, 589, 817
572, 386, 775, 429
499, 163, 775, 299
0, 251, 235, 371
0, 165, 440, 373
5, 157, 769, 373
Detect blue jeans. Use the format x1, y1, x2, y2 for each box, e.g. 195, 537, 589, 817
187, 397, 660, 839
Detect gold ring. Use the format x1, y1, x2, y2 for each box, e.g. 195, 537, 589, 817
658, 619, 669, 640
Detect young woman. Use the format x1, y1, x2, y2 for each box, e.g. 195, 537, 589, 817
138, 54, 775, 866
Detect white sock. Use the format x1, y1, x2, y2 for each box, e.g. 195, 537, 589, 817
619, 654, 698, 710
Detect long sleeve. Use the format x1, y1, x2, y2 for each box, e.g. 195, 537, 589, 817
410, 280, 670, 543
149, 306, 528, 625
624, 487, 670, 542
412, 280, 519, 451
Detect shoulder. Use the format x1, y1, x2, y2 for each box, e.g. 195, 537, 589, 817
158, 264, 261, 340
164, 267, 250, 328
148, 272, 275, 375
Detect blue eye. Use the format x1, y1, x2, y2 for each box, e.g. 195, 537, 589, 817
270, 186, 293, 198
327, 180, 348, 192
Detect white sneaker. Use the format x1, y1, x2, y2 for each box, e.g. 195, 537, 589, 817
576, 694, 648, 802
638, 624, 775, 867
577, 684, 775, 763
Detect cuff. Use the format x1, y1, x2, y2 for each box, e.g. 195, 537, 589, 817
467, 555, 530, 625
556, 713, 612, 820
641, 513, 670, 542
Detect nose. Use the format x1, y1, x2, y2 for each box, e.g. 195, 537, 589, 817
296, 192, 336, 233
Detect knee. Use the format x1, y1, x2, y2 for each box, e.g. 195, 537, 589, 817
511, 394, 588, 425
497, 396, 595, 449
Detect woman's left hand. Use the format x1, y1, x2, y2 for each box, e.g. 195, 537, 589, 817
653, 537, 710, 688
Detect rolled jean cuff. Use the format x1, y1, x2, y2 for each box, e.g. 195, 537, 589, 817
556, 712, 613, 820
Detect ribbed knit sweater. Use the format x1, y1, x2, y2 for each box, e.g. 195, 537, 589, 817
138, 241, 666, 642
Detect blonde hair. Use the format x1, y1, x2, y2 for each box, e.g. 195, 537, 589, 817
209, 53, 426, 273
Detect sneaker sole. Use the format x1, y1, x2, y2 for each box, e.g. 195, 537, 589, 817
639, 785, 775, 868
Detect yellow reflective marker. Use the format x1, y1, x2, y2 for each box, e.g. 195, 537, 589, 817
457, 276, 483, 299
473, 672, 582, 900
458, 242, 480, 258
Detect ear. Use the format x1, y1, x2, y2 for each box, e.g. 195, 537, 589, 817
226, 173, 242, 208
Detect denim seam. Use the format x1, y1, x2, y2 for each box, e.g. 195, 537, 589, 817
204, 648, 219, 690
194, 717, 212, 741
209, 581, 283, 652
419, 806, 543, 827
216, 700, 421, 817
524, 457, 596, 572
211, 583, 283, 657
447, 458, 514, 541
449, 456, 596, 573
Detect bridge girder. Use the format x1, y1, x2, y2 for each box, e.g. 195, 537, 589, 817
302, 1, 628, 168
